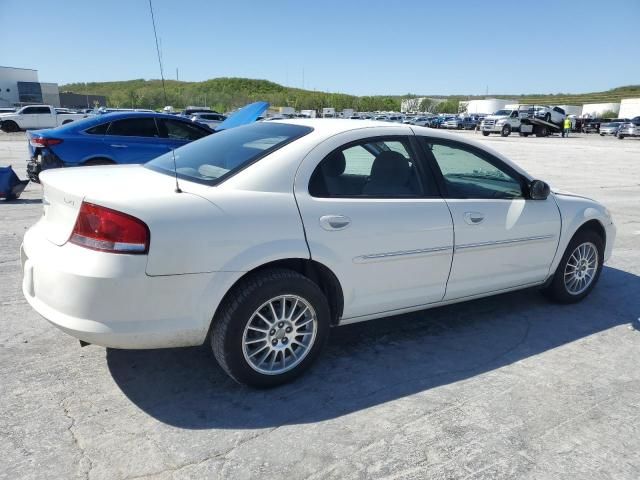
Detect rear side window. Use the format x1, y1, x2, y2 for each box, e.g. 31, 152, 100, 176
107, 118, 159, 137
146, 122, 312, 185
309, 137, 432, 198
85, 123, 110, 135
158, 119, 210, 141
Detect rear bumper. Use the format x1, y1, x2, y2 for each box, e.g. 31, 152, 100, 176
21, 221, 236, 349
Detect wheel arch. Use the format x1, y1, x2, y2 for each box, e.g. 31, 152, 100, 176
212, 258, 344, 329
573, 219, 606, 246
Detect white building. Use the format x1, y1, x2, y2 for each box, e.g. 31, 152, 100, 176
401, 97, 446, 113
463, 98, 515, 115
618, 98, 640, 119
581, 102, 620, 118
0, 66, 60, 107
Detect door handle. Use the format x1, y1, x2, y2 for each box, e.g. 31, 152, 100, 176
320, 215, 351, 231
109, 144, 128, 148
463, 212, 485, 225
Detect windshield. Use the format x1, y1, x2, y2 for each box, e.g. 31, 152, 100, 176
493, 110, 511, 116
146, 122, 312, 185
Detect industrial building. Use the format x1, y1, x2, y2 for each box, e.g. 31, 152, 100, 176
581, 103, 620, 117
0, 66, 60, 107
0, 66, 105, 109
618, 98, 640, 119
462, 98, 515, 115
401, 97, 446, 113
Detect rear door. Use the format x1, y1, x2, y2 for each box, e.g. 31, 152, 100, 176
104, 117, 167, 163
294, 127, 454, 321
157, 118, 211, 151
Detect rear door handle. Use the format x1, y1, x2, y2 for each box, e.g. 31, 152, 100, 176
463, 212, 485, 225
110, 144, 128, 148
320, 215, 351, 231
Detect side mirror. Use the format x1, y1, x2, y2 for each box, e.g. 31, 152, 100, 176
529, 180, 550, 200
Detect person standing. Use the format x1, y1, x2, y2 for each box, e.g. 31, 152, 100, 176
563, 116, 572, 138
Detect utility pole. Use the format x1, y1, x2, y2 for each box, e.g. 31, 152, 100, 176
176, 68, 179, 81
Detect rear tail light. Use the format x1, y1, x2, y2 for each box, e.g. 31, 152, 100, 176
69, 202, 149, 254
29, 136, 63, 148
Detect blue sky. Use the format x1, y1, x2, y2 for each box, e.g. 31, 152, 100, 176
1, 0, 638, 96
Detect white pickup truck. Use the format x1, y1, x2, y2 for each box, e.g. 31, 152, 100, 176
0, 105, 88, 132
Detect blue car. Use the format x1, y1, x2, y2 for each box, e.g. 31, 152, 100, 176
26, 101, 269, 182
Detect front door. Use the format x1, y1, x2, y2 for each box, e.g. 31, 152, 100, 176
419, 137, 560, 300
294, 128, 454, 321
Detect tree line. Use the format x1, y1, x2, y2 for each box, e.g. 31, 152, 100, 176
61, 77, 403, 113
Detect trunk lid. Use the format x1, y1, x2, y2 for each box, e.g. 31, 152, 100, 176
38, 164, 178, 246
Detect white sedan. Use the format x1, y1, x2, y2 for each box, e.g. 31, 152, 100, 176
22, 120, 615, 387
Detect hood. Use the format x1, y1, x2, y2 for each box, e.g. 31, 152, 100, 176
552, 189, 592, 200
485, 114, 508, 120
215, 101, 269, 131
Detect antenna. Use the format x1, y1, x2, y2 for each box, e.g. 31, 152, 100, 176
171, 148, 182, 193
148, 0, 168, 106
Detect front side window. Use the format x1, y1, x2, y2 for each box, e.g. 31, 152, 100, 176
107, 118, 159, 137
309, 137, 427, 198
146, 122, 312, 185
159, 119, 210, 141
22, 107, 37, 114
426, 141, 523, 199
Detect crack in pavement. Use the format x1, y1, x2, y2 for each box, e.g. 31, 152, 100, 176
60, 396, 94, 480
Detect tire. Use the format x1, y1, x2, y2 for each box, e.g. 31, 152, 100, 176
1, 121, 19, 132
500, 125, 511, 137
536, 126, 548, 137
544, 229, 604, 304
482, 131, 490, 136
618, 135, 624, 140
83, 158, 114, 166
211, 268, 331, 387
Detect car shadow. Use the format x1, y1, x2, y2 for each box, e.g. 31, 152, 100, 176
107, 266, 638, 429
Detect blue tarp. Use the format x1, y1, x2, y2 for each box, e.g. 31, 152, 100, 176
0, 166, 29, 200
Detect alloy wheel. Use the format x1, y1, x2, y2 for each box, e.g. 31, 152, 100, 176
563, 242, 598, 295
242, 295, 317, 375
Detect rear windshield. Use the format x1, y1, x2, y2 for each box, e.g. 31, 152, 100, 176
145, 122, 312, 185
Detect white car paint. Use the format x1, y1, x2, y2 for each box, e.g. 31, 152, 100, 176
21, 120, 616, 349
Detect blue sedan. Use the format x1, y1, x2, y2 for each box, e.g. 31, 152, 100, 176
26, 112, 211, 182
25, 102, 269, 182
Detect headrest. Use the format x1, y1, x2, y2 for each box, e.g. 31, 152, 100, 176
370, 151, 410, 185
321, 151, 346, 177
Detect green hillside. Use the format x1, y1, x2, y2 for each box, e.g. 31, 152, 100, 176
60, 78, 401, 112
60, 78, 640, 112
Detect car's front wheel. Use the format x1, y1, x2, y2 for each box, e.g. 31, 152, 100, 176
544, 229, 604, 303
211, 268, 331, 387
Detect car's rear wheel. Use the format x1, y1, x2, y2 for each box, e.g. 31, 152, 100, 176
544, 230, 604, 303
211, 268, 330, 387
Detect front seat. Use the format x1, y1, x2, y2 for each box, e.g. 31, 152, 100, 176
362, 151, 414, 196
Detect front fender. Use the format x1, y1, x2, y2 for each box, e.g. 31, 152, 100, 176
549, 193, 614, 275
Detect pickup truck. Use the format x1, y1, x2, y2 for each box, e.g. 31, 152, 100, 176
480, 109, 522, 136
0, 105, 88, 132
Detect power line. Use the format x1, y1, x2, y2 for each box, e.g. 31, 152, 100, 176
148, 0, 167, 106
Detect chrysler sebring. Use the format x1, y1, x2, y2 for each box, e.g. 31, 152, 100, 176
22, 120, 615, 387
